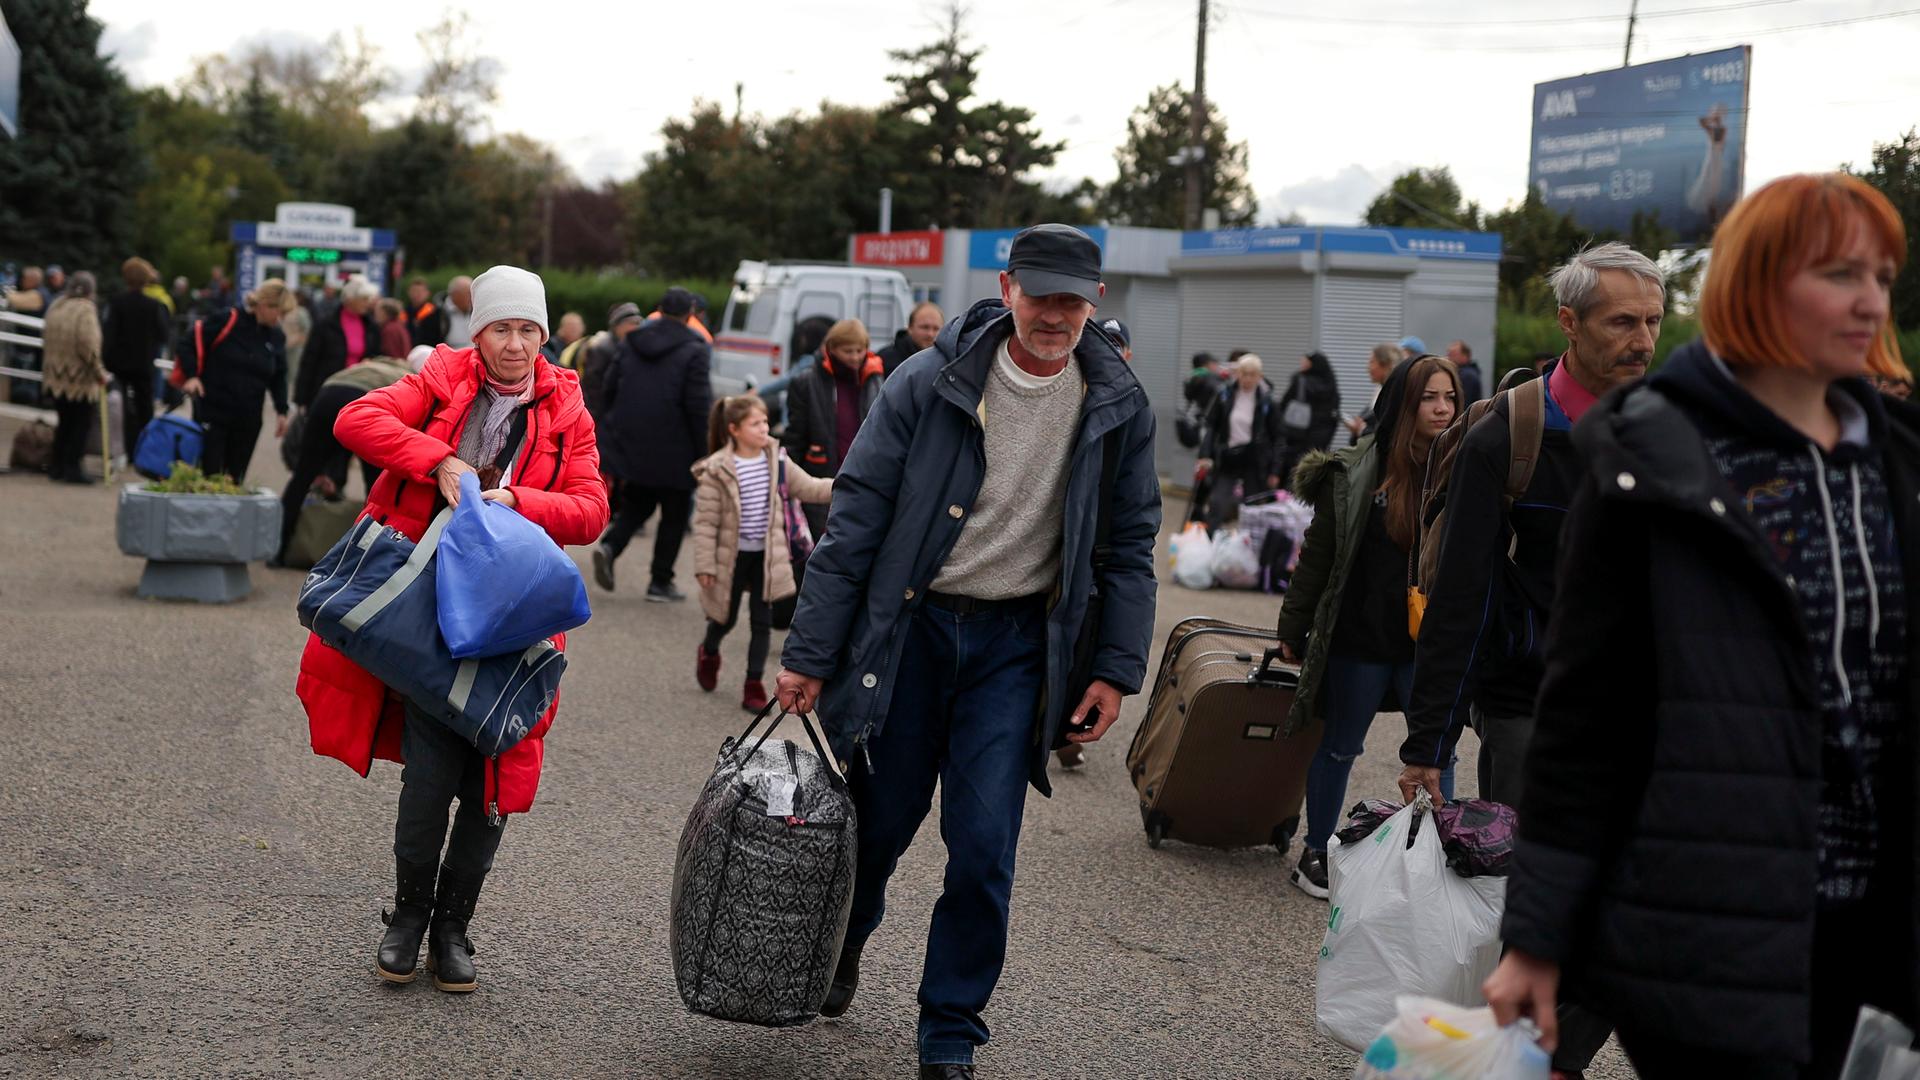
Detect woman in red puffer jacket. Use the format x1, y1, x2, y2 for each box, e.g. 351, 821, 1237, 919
295, 265, 609, 994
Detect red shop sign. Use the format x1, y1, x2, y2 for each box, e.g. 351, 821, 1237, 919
853, 230, 944, 267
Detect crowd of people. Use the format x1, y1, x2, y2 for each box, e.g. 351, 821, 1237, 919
6, 170, 1918, 1080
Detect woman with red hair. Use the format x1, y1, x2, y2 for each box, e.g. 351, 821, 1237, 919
1486, 173, 1918, 1078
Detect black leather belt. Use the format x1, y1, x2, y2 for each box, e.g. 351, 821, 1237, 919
923, 590, 1045, 615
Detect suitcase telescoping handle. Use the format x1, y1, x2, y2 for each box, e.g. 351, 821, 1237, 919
732, 699, 847, 788
1252, 645, 1299, 686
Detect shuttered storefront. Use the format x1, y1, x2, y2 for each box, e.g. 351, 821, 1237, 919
1125, 277, 1185, 477
1176, 273, 1316, 378
1319, 273, 1407, 425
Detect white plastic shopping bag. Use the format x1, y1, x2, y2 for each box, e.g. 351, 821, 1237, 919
1168, 523, 1215, 590
1209, 528, 1261, 590
1316, 793, 1507, 1052
1351, 996, 1550, 1080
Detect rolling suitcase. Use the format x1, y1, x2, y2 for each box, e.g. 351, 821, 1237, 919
1126, 616, 1319, 853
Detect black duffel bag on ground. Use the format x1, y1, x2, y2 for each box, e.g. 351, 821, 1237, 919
671, 704, 857, 1027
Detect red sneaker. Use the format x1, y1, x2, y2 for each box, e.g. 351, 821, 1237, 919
696, 646, 721, 692
741, 679, 770, 713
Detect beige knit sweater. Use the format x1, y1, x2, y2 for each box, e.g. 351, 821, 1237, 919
930, 340, 1085, 600
41, 296, 106, 403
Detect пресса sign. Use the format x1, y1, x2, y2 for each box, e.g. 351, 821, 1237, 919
1528, 45, 1750, 243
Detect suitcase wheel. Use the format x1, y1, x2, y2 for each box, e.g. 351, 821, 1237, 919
1271, 815, 1299, 856
1143, 809, 1170, 850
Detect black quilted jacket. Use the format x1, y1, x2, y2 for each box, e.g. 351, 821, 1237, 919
1504, 344, 1920, 1060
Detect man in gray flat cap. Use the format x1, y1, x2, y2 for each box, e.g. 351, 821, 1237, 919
775, 225, 1161, 1079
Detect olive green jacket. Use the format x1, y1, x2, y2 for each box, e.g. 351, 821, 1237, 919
1275, 435, 1380, 733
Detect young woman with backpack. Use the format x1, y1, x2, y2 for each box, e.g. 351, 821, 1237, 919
1486, 173, 1920, 1079
1276, 354, 1460, 898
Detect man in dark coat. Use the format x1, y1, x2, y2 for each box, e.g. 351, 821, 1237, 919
774, 225, 1160, 1079
1400, 242, 1666, 1076
876, 300, 945, 375
591, 287, 711, 602
1447, 339, 1486, 404
580, 302, 641, 423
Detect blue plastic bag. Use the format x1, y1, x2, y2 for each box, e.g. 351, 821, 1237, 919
436, 471, 591, 659
298, 509, 565, 756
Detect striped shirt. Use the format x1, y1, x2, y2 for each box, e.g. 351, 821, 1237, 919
735, 454, 771, 552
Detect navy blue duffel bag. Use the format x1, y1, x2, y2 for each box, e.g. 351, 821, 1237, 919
296, 507, 566, 756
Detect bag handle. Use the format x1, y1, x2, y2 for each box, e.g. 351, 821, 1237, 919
732, 700, 846, 788
1252, 645, 1297, 684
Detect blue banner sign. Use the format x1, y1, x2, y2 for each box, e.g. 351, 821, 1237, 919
1180, 227, 1500, 262
968, 227, 1109, 270
0, 11, 19, 139
1529, 46, 1750, 243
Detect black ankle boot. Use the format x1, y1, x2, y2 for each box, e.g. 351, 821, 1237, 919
819, 943, 861, 1018
376, 860, 436, 983
426, 866, 484, 993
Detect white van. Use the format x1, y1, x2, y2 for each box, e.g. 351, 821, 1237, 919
712, 261, 913, 397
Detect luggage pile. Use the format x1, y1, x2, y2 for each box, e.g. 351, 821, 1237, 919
1167, 491, 1314, 593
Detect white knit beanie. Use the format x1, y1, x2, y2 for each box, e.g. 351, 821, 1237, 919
468, 265, 550, 343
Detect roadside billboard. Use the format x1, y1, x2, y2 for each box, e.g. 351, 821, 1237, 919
0, 10, 19, 138
1528, 46, 1750, 243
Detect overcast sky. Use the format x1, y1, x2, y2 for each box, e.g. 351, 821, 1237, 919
89, 0, 1920, 228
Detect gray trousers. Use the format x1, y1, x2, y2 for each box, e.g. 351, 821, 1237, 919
1472, 706, 1615, 1072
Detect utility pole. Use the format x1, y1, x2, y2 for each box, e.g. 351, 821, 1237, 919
539, 183, 554, 268
1623, 0, 1639, 66
1184, 0, 1209, 231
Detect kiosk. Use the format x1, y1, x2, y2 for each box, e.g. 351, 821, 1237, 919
231, 203, 397, 295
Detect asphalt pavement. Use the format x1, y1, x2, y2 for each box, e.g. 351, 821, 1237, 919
0, 423, 1634, 1079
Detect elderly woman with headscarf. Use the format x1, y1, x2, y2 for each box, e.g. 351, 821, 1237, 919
178, 278, 294, 481
40, 271, 107, 484
296, 266, 609, 995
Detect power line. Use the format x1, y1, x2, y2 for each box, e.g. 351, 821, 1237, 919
1327, 6, 1920, 53
1234, 0, 1806, 30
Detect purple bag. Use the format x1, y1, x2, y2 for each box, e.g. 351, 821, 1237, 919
1433, 799, 1517, 878
1335, 797, 1516, 878
1335, 799, 1405, 847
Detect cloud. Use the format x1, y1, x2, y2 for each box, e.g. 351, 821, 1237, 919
1265, 162, 1412, 226
98, 21, 158, 76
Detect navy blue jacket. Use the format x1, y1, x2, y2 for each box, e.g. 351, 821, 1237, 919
780, 300, 1162, 795
596, 318, 712, 490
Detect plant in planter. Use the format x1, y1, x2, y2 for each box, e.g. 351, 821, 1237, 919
117, 464, 282, 602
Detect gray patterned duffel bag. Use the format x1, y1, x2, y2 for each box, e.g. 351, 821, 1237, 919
670, 704, 857, 1026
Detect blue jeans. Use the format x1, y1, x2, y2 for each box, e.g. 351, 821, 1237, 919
1304, 653, 1455, 852
844, 599, 1045, 1066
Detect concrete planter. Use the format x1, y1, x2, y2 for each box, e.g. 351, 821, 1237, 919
116, 485, 282, 602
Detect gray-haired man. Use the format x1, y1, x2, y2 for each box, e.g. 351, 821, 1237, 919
1396, 241, 1665, 1076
